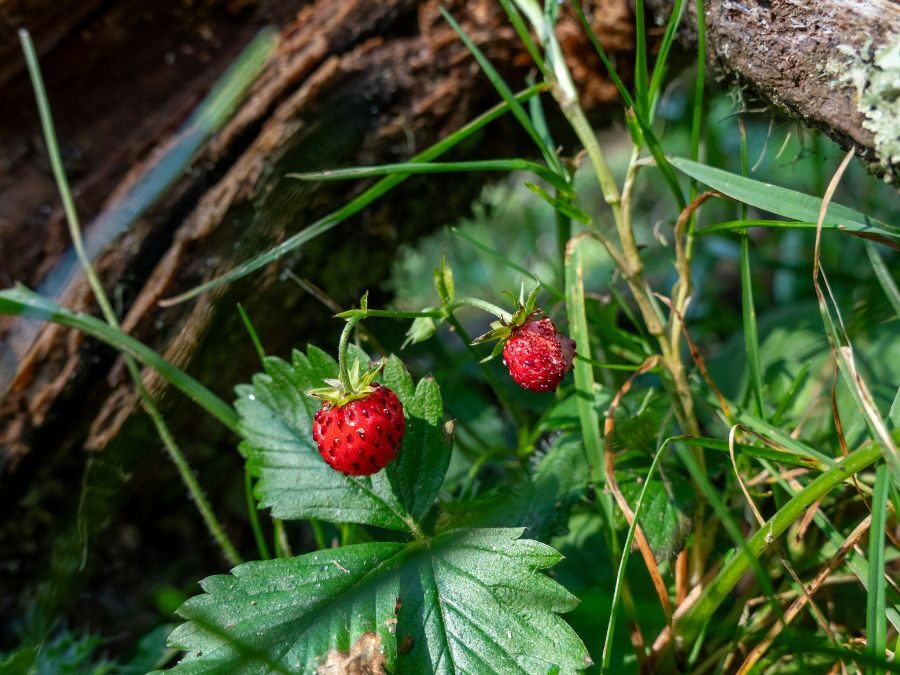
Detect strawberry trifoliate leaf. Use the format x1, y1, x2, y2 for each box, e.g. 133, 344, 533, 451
381, 355, 451, 522
162, 528, 590, 674
236, 346, 411, 531
396, 528, 590, 673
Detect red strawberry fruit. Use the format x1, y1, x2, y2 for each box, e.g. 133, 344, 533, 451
502, 316, 576, 392
312, 384, 405, 475
309, 362, 405, 476
472, 287, 576, 393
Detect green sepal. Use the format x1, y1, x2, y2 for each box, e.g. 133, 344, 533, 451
471, 321, 513, 345
402, 314, 442, 348
470, 286, 543, 348
307, 358, 384, 407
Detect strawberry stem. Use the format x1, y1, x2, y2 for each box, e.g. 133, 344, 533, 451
449, 297, 513, 322
337, 315, 361, 391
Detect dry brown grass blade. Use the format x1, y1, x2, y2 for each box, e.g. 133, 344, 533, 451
602, 354, 673, 623
736, 514, 873, 675
675, 549, 689, 606
726, 425, 837, 653
813, 147, 900, 489
670, 191, 721, 371
794, 495, 824, 544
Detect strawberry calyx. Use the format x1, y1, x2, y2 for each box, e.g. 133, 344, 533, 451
307, 358, 383, 408
470, 286, 542, 357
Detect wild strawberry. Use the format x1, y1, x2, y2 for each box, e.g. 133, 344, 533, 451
472, 286, 576, 393
502, 316, 576, 392
312, 384, 405, 476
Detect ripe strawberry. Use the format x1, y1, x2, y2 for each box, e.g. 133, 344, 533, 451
311, 383, 405, 476
473, 287, 576, 393
502, 316, 576, 392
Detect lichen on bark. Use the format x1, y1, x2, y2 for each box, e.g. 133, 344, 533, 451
827, 37, 900, 184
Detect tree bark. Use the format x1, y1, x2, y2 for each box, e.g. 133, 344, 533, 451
648, 0, 900, 185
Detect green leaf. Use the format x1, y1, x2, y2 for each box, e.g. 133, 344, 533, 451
671, 158, 900, 243
236, 347, 413, 531
616, 467, 694, 562
398, 529, 589, 673
164, 529, 590, 674
381, 356, 452, 522
165, 541, 404, 673
441, 432, 591, 541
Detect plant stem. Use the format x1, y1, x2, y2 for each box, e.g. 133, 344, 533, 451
562, 100, 622, 225
337, 316, 361, 390
444, 310, 526, 428
273, 519, 293, 558
245, 471, 271, 560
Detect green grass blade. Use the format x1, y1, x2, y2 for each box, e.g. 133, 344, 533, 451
770, 362, 811, 425
676, 442, 783, 632
689, 0, 706, 200
601, 436, 672, 673
761, 457, 900, 632
670, 158, 900, 242
677, 435, 824, 471
498, 0, 547, 74
289, 159, 570, 193
648, 0, 686, 112
740, 235, 764, 417
570, 0, 635, 108
865, 240, 900, 319
867, 463, 889, 675
675, 439, 884, 643
161, 85, 544, 305
440, 7, 563, 176
0, 285, 240, 434
237, 303, 266, 364
564, 240, 604, 483
697, 219, 819, 236
19, 29, 241, 567
633, 0, 649, 118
